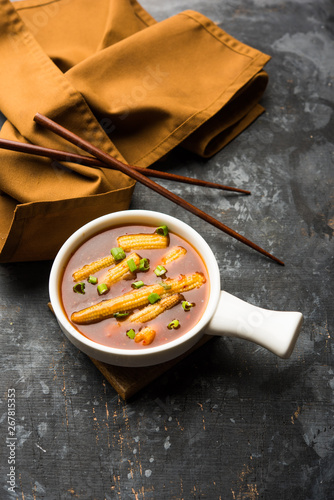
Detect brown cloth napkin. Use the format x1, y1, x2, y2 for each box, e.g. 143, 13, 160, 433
0, 0, 270, 262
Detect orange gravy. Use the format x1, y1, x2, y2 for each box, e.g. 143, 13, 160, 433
61, 225, 209, 349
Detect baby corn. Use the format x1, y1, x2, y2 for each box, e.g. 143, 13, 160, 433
164, 272, 206, 294
71, 283, 164, 324
101, 252, 141, 286
117, 233, 168, 251
161, 246, 187, 265
71, 273, 205, 324
134, 327, 156, 345
129, 294, 183, 323
72, 255, 115, 281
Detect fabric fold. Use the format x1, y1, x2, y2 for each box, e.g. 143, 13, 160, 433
0, 0, 271, 262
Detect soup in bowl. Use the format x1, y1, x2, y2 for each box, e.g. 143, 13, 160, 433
49, 210, 303, 367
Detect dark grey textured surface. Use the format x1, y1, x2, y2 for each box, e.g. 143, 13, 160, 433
0, 0, 333, 499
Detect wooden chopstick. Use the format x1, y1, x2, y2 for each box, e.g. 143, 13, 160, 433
33, 113, 284, 265
0, 138, 250, 195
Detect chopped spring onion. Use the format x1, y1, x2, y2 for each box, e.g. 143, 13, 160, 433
182, 300, 194, 311
154, 265, 167, 277
148, 292, 161, 304
167, 319, 180, 330
114, 312, 130, 319
73, 282, 85, 294
127, 258, 138, 272
97, 283, 109, 295
159, 282, 172, 290
156, 225, 169, 236
111, 247, 126, 261
126, 329, 136, 339
139, 258, 150, 271
87, 275, 98, 284
132, 280, 145, 289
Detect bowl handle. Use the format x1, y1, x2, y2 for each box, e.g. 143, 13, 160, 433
206, 291, 303, 358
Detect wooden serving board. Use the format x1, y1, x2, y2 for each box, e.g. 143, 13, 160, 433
90, 335, 212, 399
49, 302, 211, 399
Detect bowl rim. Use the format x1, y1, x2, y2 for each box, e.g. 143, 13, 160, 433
49, 209, 221, 360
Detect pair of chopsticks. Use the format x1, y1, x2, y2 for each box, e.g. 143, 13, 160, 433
0, 139, 250, 195
0, 113, 284, 265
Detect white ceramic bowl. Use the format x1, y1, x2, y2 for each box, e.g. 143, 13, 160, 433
49, 210, 303, 366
